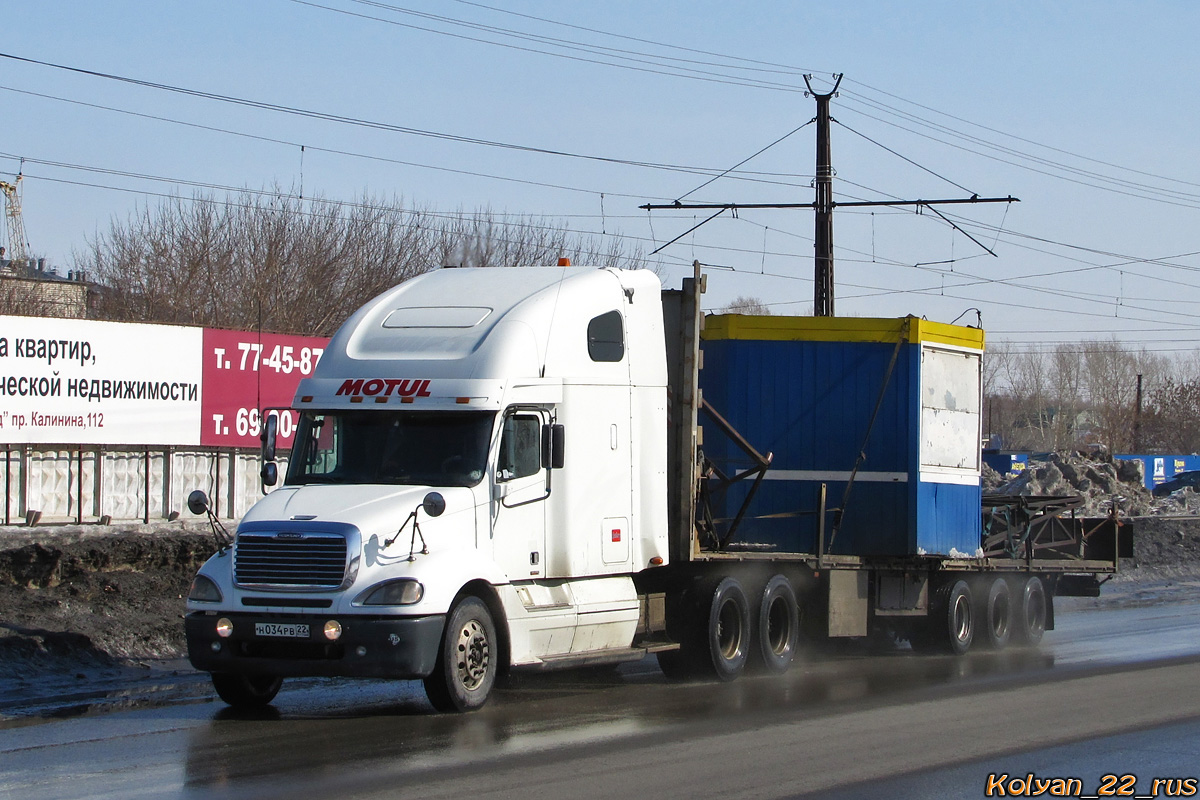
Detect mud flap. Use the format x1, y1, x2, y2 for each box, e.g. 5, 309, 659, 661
827, 569, 868, 637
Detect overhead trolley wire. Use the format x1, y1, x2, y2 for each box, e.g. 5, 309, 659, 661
317, 1, 1200, 207
448, 0, 820, 77
842, 77, 1200, 193
0, 50, 798, 174
289, 0, 807, 94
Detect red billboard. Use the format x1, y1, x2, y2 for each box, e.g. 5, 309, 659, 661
200, 329, 329, 448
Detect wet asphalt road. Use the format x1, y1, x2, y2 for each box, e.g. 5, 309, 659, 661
3, 600, 1200, 799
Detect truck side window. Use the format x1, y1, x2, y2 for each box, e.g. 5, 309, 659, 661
498, 414, 541, 481
587, 310, 624, 362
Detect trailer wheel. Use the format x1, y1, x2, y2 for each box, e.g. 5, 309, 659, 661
1011, 576, 1047, 646
945, 580, 975, 654
211, 673, 283, 708
424, 596, 497, 712
973, 576, 1012, 649
704, 577, 751, 681
919, 579, 974, 655
756, 574, 800, 674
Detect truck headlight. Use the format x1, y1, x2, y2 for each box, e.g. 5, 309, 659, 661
188, 575, 223, 602
356, 579, 424, 606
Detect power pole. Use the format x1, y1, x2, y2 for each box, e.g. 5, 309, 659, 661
808, 74, 840, 317
1134, 373, 1143, 451
641, 75, 1018, 317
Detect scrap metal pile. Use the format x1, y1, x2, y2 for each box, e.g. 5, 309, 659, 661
982, 452, 1200, 516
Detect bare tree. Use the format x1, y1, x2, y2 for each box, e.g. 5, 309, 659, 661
77, 191, 647, 335
718, 295, 773, 315
1046, 344, 1084, 450
1082, 340, 1166, 452
1142, 378, 1200, 452
984, 337, 1172, 454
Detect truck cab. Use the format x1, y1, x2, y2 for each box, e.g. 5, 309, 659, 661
185, 266, 670, 711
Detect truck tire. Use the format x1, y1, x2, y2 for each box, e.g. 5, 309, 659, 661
424, 596, 497, 713
1011, 576, 1047, 646
756, 574, 800, 674
973, 576, 1012, 650
211, 673, 283, 708
919, 579, 974, 655
703, 576, 751, 681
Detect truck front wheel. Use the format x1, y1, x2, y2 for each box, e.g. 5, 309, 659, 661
424, 596, 497, 713
211, 673, 283, 708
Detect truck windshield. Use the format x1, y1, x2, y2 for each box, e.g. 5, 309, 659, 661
285, 410, 496, 488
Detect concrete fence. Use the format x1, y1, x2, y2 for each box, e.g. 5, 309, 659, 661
0, 446, 284, 524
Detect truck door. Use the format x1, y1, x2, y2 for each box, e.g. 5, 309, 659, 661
490, 408, 549, 580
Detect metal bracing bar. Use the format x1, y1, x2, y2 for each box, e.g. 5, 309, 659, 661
817, 483, 827, 565
699, 399, 771, 467
642, 197, 1018, 211
718, 464, 770, 551
697, 397, 773, 550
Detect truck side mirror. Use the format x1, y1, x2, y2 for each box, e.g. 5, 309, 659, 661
261, 461, 278, 487
422, 491, 446, 517
187, 490, 210, 516
542, 424, 565, 469
261, 412, 278, 461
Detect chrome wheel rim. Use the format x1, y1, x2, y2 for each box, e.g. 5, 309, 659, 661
952, 594, 971, 643
717, 599, 743, 660
455, 618, 490, 691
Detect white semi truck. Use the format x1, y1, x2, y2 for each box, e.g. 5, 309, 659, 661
185, 264, 1129, 711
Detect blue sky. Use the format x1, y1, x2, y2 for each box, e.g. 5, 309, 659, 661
5, 2, 1200, 351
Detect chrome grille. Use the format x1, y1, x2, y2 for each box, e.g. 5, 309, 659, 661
234, 531, 348, 589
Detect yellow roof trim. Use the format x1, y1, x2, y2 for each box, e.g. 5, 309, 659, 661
703, 314, 985, 350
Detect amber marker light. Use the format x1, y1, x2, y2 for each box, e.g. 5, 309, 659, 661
649, 556, 664, 566
300, 396, 313, 403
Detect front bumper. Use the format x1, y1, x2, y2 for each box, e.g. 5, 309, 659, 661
185, 612, 445, 679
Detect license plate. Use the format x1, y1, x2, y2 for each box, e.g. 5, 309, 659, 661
254, 622, 310, 639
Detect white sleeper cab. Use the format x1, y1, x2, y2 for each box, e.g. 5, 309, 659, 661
186, 266, 670, 711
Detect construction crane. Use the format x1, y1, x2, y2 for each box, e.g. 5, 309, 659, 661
0, 171, 29, 266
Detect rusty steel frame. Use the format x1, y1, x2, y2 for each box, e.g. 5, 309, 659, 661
696, 397, 773, 551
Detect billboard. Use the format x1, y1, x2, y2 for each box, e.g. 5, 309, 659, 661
0, 316, 328, 447
200, 328, 326, 449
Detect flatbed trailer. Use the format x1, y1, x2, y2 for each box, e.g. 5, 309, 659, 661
634, 264, 1131, 674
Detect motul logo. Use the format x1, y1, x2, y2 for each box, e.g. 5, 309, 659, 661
336, 378, 432, 397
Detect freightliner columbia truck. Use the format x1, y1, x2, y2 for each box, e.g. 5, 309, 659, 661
184, 263, 1130, 711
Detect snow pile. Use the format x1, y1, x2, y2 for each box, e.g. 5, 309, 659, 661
981, 462, 1004, 492
991, 453, 1155, 517
1150, 486, 1200, 515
